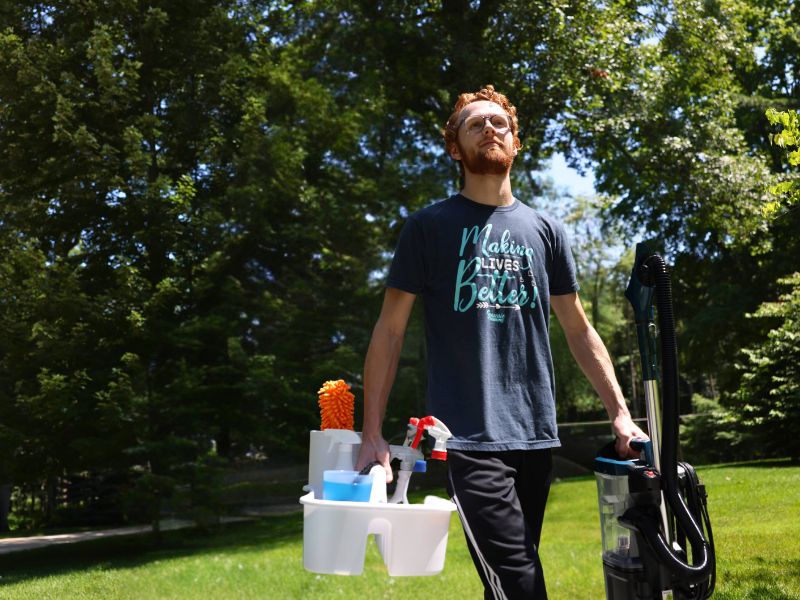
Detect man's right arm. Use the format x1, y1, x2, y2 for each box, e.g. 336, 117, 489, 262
356, 287, 416, 482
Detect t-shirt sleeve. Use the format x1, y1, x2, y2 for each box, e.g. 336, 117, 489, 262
549, 221, 580, 295
386, 216, 427, 294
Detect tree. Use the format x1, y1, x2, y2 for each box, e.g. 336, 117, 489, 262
4, 0, 799, 527
735, 273, 800, 461
0, 0, 393, 523
531, 186, 635, 421
727, 104, 800, 462
550, 1, 800, 407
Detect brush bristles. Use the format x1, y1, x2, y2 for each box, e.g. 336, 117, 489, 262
318, 379, 355, 431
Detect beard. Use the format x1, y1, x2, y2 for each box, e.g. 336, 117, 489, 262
458, 139, 515, 176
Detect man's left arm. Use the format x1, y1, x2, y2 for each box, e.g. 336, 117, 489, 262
551, 292, 647, 458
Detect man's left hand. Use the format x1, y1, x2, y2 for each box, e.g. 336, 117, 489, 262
612, 415, 649, 459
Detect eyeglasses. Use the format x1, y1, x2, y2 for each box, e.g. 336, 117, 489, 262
458, 113, 512, 135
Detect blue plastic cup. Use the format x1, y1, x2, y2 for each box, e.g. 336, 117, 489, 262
322, 470, 374, 502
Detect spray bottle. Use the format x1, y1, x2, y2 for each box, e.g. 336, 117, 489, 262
385, 416, 452, 504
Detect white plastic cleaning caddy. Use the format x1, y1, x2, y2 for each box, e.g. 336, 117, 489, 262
300, 429, 457, 576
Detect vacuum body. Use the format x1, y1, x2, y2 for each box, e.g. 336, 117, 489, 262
594, 243, 715, 600
596, 442, 670, 599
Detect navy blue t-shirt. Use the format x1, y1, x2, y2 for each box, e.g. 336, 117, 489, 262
386, 194, 579, 450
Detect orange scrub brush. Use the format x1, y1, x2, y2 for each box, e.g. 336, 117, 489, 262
318, 379, 355, 431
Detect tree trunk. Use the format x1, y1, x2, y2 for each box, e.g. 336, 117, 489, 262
45, 476, 57, 523
0, 484, 11, 532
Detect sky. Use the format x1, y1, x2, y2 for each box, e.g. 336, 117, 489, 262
541, 152, 596, 198
537, 152, 635, 266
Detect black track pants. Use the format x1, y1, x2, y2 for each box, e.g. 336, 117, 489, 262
446, 449, 553, 600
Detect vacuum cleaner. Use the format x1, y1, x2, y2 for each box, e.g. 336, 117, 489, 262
594, 242, 716, 599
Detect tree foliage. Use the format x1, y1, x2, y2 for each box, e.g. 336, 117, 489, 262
764, 108, 800, 217
0, 0, 393, 524
1, 0, 799, 526
735, 274, 800, 461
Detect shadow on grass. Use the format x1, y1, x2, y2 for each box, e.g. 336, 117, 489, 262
714, 576, 800, 600
508, 458, 794, 485
552, 457, 798, 477
0, 512, 304, 586
696, 457, 797, 470
715, 586, 797, 600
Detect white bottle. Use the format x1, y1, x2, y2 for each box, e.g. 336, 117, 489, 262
367, 465, 388, 503
334, 442, 357, 470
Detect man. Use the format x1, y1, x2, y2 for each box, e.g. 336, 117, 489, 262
355, 84, 646, 599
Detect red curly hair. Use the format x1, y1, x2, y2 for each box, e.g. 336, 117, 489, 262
442, 84, 522, 158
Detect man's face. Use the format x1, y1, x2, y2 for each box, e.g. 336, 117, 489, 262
450, 100, 517, 176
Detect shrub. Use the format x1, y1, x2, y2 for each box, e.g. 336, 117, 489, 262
680, 394, 753, 465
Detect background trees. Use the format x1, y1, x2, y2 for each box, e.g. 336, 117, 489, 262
0, 0, 797, 528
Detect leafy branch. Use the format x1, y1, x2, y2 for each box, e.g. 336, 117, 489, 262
765, 108, 800, 218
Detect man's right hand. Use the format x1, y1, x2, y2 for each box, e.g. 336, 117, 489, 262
355, 434, 393, 483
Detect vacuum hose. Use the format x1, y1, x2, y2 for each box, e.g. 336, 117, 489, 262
632, 254, 714, 586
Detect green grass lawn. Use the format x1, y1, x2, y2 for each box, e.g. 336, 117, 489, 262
0, 460, 797, 599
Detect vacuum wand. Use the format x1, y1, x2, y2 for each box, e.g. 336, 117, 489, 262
625, 245, 670, 539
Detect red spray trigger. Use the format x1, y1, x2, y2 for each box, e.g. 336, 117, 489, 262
407, 416, 452, 461
409, 416, 435, 449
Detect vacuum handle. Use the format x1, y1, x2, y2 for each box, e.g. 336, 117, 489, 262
630, 438, 655, 468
